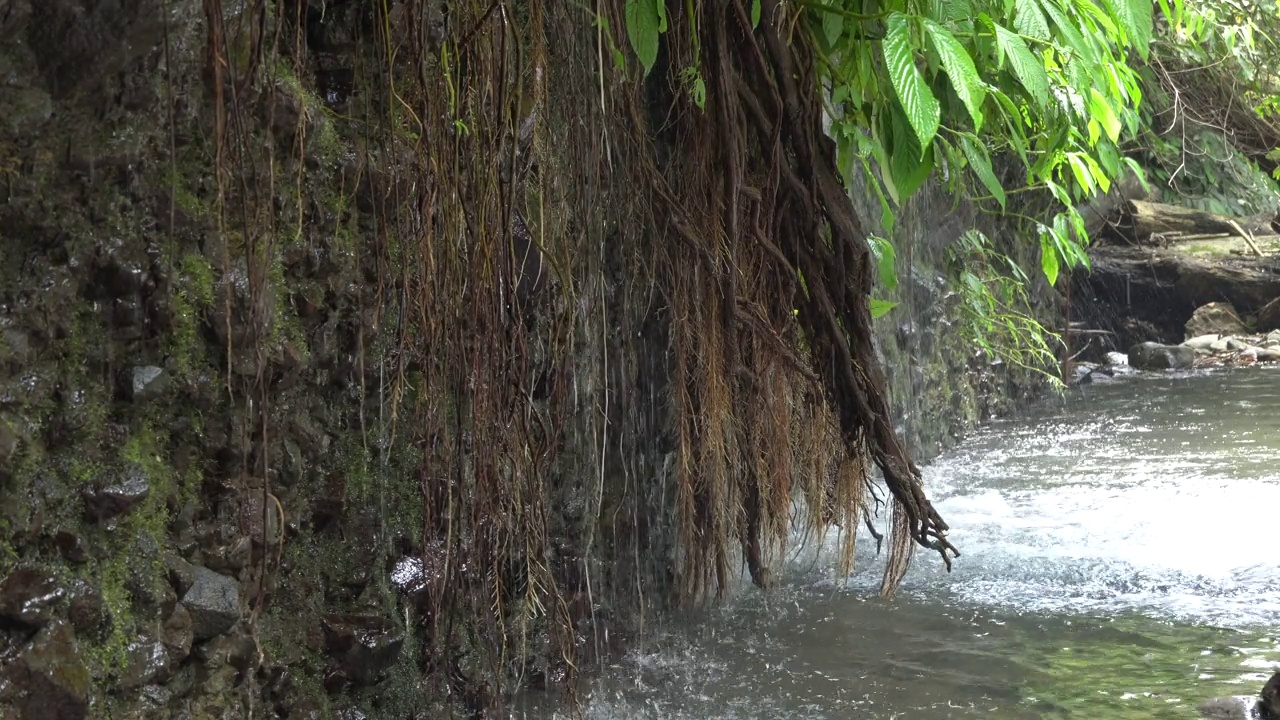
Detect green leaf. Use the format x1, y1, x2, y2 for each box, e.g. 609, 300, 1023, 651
994, 23, 1050, 108
655, 0, 668, 31
625, 0, 661, 76
868, 236, 899, 290
1109, 0, 1153, 58
1065, 153, 1094, 194
940, 0, 975, 22
884, 13, 941, 149
888, 107, 936, 200
961, 136, 1006, 208
1039, 231, 1060, 285
751, 0, 762, 28
823, 7, 844, 47
1087, 87, 1122, 143
1013, 0, 1051, 40
923, 19, 986, 131
870, 298, 899, 318
1039, 1, 1098, 64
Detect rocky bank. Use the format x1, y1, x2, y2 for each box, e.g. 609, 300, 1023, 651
0, 2, 1056, 718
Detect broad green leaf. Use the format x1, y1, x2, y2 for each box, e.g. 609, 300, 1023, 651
751, 0, 762, 28
994, 23, 1050, 108
940, 0, 975, 22
1076, 0, 1119, 37
1087, 88, 1122, 142
870, 298, 899, 318
1039, 1, 1098, 64
1082, 153, 1111, 193
625, 0, 661, 76
1013, 0, 1051, 40
888, 107, 936, 200
961, 136, 1007, 208
868, 236, 899, 290
884, 13, 941, 149
923, 20, 987, 130
1039, 231, 1060, 285
1111, 0, 1153, 57
824, 8, 844, 48
1066, 152, 1094, 194
655, 0, 668, 32
1122, 157, 1151, 193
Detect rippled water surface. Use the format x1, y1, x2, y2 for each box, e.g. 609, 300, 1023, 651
514, 366, 1280, 719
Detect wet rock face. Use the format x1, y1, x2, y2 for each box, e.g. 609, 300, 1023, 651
120, 365, 168, 403
0, 569, 64, 628
122, 636, 171, 690
81, 463, 150, 521
161, 604, 194, 663
179, 566, 240, 640
319, 614, 405, 686
1127, 341, 1196, 370
1, 621, 90, 720
26, 0, 185, 100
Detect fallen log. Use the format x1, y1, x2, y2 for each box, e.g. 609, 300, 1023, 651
1102, 200, 1273, 253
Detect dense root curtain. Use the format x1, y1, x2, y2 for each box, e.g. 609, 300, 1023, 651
612, 0, 957, 595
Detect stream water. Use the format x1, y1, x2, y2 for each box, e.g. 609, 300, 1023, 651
513, 366, 1280, 719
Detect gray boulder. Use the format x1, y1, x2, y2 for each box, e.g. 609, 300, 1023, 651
1183, 334, 1222, 350
1128, 342, 1196, 370
1186, 302, 1250, 340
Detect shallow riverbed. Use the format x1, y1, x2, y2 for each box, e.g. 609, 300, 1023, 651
513, 366, 1280, 719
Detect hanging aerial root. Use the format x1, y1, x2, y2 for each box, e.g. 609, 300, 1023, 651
613, 0, 958, 598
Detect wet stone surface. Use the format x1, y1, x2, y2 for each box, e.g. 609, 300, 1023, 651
320, 613, 405, 685
1, 621, 90, 720
122, 636, 171, 690
0, 569, 64, 628
180, 566, 240, 640
161, 604, 194, 663
82, 463, 150, 522
122, 365, 168, 403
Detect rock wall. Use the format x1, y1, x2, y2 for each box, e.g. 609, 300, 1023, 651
0, 3, 1055, 719
853, 176, 1057, 463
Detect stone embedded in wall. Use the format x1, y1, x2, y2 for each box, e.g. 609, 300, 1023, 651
81, 463, 151, 522
180, 566, 241, 640
0, 568, 64, 628
121, 366, 168, 403
122, 636, 172, 690
161, 604, 194, 663
319, 613, 405, 686
1, 621, 90, 720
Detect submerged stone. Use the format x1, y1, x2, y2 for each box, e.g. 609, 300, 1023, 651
1103, 351, 1129, 366
180, 566, 240, 639
0, 569, 64, 628
1197, 695, 1266, 719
